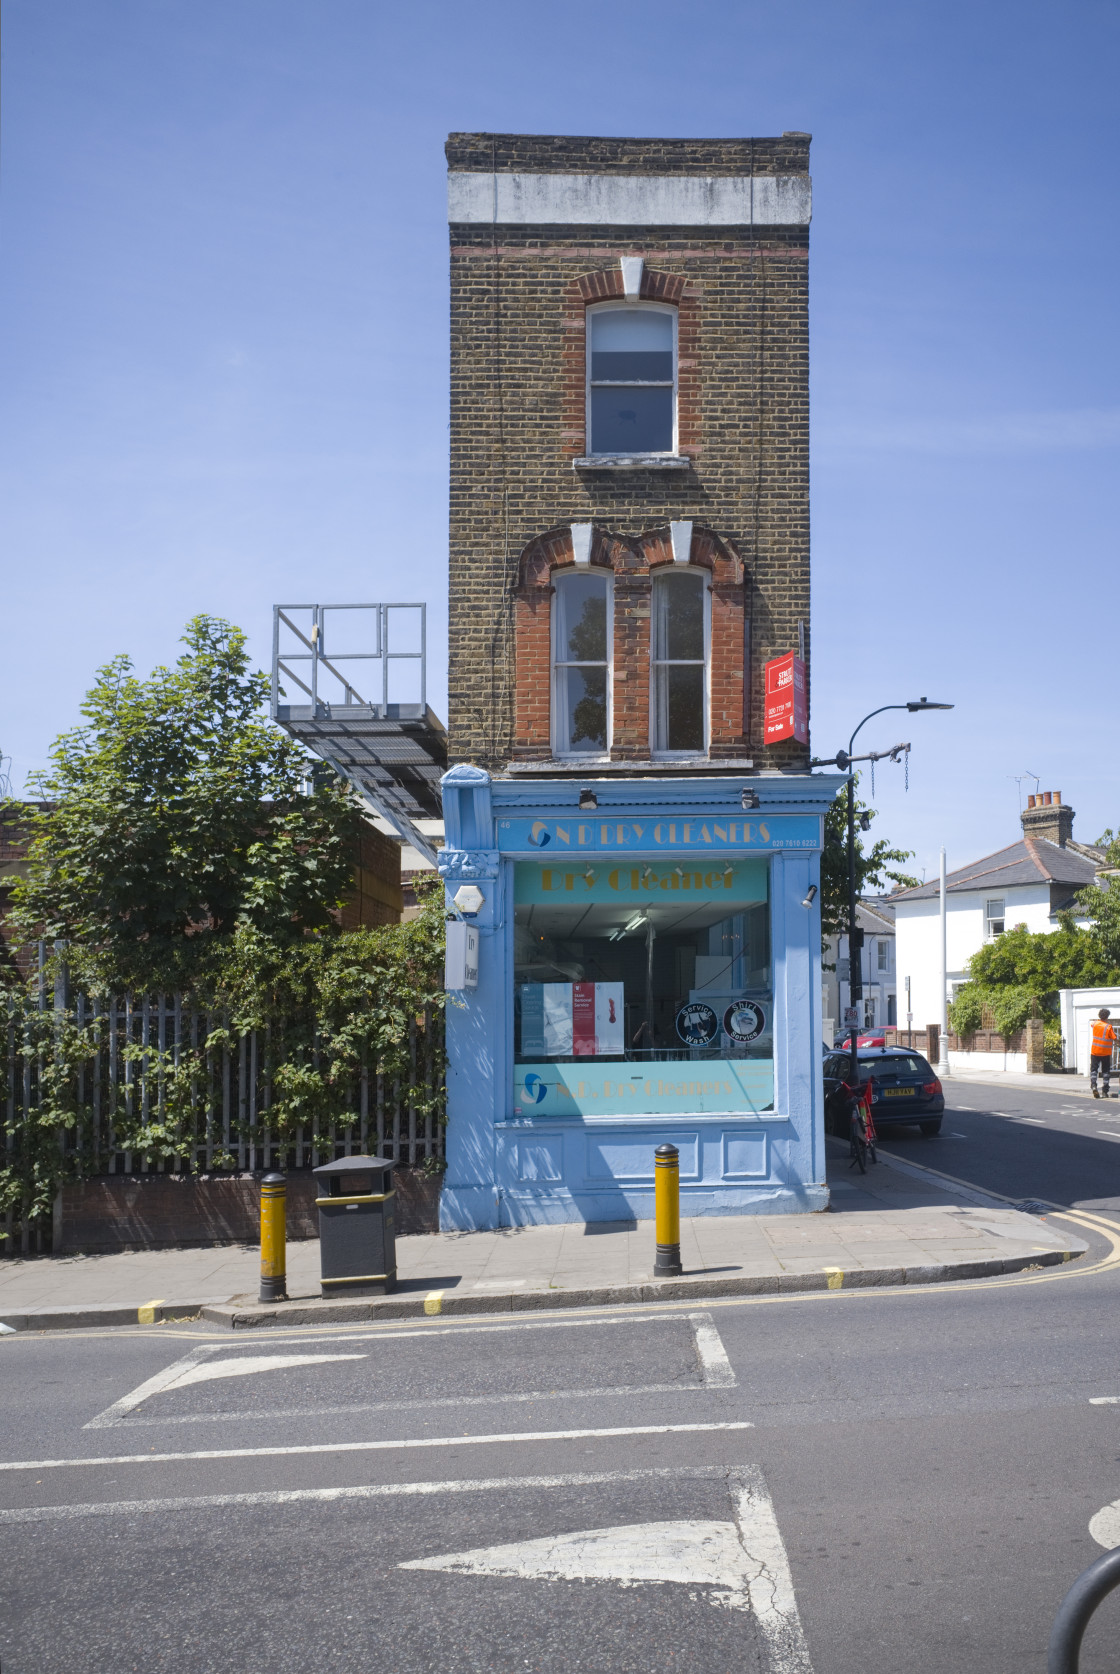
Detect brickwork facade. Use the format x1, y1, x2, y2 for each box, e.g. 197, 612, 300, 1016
447, 131, 812, 774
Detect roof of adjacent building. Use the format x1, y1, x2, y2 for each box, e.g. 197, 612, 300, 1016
891, 837, 1103, 903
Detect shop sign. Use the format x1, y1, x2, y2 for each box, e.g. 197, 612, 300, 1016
676, 1002, 718, 1046
445, 921, 479, 990
764, 653, 808, 744
499, 814, 818, 854
513, 1059, 774, 1117
514, 857, 768, 906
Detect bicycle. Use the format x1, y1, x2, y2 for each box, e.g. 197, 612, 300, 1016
847, 1084, 877, 1175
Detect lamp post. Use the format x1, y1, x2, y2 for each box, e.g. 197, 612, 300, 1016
814, 698, 953, 1094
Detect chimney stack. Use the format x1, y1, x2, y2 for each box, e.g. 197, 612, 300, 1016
1021, 791, 1074, 848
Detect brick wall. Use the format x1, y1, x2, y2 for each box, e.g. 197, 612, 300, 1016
447, 132, 811, 773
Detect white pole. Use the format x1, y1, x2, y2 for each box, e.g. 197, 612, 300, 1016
938, 846, 951, 1075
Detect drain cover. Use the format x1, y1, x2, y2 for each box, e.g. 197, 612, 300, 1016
1015, 1199, 1050, 1216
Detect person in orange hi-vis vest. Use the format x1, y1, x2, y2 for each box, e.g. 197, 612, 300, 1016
1090, 1008, 1117, 1098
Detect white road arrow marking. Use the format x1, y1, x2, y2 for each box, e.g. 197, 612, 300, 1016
400, 1467, 814, 1672
160, 1353, 366, 1392
402, 1518, 750, 1599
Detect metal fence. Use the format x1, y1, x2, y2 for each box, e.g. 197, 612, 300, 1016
2, 993, 444, 1255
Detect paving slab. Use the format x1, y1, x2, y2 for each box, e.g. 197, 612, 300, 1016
0, 1149, 1088, 1332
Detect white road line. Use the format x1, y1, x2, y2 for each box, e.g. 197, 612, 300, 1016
112, 1381, 712, 1428
691, 1313, 736, 1387
86, 1310, 716, 1430
1097, 1132, 1120, 1141
0, 1420, 755, 1474
950, 1132, 968, 1138
1020, 1118, 1046, 1125
1089, 1397, 1120, 1404
0, 1466, 717, 1526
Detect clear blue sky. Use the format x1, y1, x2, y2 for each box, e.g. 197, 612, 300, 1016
2, 0, 1117, 882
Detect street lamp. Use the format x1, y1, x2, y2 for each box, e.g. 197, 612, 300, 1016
813, 698, 953, 1094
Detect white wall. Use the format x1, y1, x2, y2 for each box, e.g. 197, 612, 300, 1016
894, 883, 1053, 1029
1059, 987, 1120, 1073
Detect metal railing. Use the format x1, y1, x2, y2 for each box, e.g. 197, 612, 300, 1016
2, 992, 444, 1255
271, 602, 427, 718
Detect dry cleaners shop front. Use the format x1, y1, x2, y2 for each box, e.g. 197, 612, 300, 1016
438, 765, 843, 1230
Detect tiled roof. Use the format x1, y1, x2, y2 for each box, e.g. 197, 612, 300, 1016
890, 837, 1101, 903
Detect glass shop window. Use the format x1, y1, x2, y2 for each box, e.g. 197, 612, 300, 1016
552, 569, 611, 756
587, 304, 676, 456
513, 857, 773, 1117
651, 569, 708, 755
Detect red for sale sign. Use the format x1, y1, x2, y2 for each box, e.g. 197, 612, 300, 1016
764, 653, 807, 744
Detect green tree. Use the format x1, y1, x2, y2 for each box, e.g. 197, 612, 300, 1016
948, 918, 1120, 1047
1076, 828, 1120, 970
820, 776, 918, 949
8, 615, 359, 993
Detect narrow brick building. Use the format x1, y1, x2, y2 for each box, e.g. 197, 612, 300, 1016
447, 130, 812, 775
437, 134, 840, 1230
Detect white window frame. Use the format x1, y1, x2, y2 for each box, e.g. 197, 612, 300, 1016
585, 299, 678, 459
551, 567, 613, 760
649, 566, 710, 759
877, 938, 891, 973
985, 898, 1006, 939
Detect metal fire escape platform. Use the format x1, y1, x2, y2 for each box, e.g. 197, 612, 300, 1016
271, 603, 446, 866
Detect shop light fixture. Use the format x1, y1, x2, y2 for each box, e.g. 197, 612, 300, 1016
741, 786, 760, 810
578, 787, 598, 810
801, 884, 818, 909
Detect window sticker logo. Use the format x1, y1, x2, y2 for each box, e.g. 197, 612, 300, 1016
724, 1000, 766, 1044
522, 1073, 548, 1105
675, 1002, 718, 1047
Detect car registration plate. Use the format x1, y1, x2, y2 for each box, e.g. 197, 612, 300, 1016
882, 1087, 915, 1097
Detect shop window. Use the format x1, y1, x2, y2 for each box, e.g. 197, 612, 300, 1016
651, 568, 708, 756
587, 303, 676, 456
513, 858, 773, 1117
552, 569, 611, 757
985, 898, 1005, 939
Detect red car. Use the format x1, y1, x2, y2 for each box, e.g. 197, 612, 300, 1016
836, 1030, 888, 1050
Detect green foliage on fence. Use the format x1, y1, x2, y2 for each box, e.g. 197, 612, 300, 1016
1, 877, 447, 1235
1, 614, 448, 1241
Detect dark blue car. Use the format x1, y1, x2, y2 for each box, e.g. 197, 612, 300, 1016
823, 1047, 945, 1138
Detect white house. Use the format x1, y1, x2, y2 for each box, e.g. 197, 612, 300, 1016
892, 792, 1103, 1032
822, 900, 896, 1045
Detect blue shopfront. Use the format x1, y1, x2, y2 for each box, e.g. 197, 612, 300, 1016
438, 764, 844, 1230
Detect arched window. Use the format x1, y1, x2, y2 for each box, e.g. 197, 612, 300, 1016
586, 303, 676, 457
552, 569, 612, 757
651, 568, 708, 756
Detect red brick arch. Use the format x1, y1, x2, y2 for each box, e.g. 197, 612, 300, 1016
512, 524, 748, 761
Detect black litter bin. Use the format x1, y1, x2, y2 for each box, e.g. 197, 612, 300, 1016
313, 1155, 397, 1297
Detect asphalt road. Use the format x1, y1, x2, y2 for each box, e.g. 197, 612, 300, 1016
4, 1076, 1120, 1674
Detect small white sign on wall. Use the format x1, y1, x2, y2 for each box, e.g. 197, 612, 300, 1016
446, 921, 479, 991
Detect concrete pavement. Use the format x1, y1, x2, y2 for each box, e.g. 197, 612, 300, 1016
0, 1149, 1086, 1331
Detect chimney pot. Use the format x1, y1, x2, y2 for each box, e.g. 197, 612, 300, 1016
1021, 793, 1074, 847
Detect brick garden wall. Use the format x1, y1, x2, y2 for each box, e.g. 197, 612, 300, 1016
446, 132, 811, 773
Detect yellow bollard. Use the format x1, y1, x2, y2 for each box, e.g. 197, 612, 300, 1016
653, 1143, 682, 1277
259, 1172, 288, 1303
